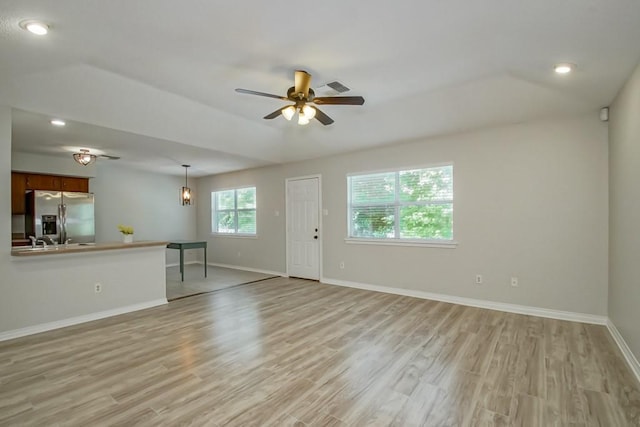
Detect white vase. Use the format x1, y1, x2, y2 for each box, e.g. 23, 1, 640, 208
123, 234, 133, 244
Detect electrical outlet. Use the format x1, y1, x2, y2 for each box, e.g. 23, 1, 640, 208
511, 277, 519, 287
237, 251, 241, 257
475, 274, 482, 284
339, 261, 345, 269
94, 283, 102, 293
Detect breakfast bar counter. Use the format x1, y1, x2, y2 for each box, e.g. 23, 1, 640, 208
4, 240, 169, 339
11, 241, 169, 257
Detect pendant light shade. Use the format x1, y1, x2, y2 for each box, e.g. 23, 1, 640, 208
73, 149, 96, 166
181, 164, 191, 205
281, 105, 296, 121
302, 105, 316, 120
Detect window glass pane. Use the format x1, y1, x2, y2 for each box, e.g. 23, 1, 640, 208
237, 210, 256, 234
399, 204, 453, 239
237, 188, 256, 209
399, 166, 453, 202
350, 206, 395, 238
212, 188, 257, 234
350, 173, 395, 204
216, 190, 235, 210
216, 211, 236, 233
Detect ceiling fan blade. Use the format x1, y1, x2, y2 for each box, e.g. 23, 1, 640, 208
263, 107, 288, 120
313, 96, 365, 105
294, 70, 312, 98
235, 88, 288, 100
313, 107, 334, 126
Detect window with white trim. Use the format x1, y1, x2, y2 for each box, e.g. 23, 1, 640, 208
348, 165, 453, 241
211, 187, 256, 234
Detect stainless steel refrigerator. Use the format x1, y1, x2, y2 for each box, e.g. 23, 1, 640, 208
25, 191, 95, 244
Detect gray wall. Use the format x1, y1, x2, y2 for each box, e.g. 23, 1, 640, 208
90, 163, 197, 264
609, 61, 640, 358
198, 114, 609, 316
12, 151, 97, 177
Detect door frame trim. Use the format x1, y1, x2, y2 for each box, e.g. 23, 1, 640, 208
285, 174, 322, 280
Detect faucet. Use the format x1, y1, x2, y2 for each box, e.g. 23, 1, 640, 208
41, 236, 56, 246
29, 236, 56, 248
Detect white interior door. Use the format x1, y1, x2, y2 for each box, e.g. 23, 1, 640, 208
287, 177, 320, 280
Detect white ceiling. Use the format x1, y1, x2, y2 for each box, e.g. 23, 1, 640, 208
2, 0, 640, 177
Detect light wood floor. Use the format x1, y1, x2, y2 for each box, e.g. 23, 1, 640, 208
1, 277, 638, 426
166, 264, 276, 301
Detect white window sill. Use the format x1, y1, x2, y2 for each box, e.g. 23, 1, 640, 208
344, 238, 458, 248
211, 233, 258, 239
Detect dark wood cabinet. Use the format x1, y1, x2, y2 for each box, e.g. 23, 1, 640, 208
61, 177, 89, 192
11, 172, 90, 214
11, 172, 27, 214
25, 174, 60, 191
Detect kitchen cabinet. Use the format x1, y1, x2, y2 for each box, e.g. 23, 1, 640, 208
11, 172, 27, 214
25, 174, 61, 191
61, 177, 89, 192
11, 172, 90, 214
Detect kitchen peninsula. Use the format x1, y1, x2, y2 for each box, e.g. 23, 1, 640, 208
11, 240, 167, 257
3, 240, 168, 341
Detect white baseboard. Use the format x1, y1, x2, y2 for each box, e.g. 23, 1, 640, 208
321, 277, 608, 325
606, 320, 640, 384
0, 299, 167, 342
207, 262, 286, 278
166, 261, 199, 268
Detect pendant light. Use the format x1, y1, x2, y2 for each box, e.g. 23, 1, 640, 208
181, 164, 191, 205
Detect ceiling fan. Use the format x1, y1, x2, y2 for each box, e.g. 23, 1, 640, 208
235, 70, 365, 125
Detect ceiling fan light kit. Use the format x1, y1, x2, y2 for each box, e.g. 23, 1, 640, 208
302, 105, 316, 119
236, 70, 364, 126
282, 105, 296, 121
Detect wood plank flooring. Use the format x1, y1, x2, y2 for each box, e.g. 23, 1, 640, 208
166, 264, 277, 301
1, 277, 639, 426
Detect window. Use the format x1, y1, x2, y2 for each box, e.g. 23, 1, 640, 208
212, 187, 256, 235
348, 165, 453, 242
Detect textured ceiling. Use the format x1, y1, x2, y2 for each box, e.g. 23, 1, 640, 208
2, 0, 640, 176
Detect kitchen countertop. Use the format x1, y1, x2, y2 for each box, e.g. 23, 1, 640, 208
11, 241, 169, 257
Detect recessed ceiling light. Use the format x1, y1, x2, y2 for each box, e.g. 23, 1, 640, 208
50, 119, 66, 126
19, 20, 49, 36
554, 63, 576, 75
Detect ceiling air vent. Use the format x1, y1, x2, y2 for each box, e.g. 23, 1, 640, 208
327, 81, 350, 93
315, 81, 351, 97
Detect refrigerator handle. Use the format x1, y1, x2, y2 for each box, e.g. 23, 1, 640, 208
59, 204, 67, 243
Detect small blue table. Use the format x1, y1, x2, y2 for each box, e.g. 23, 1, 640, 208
167, 240, 207, 282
